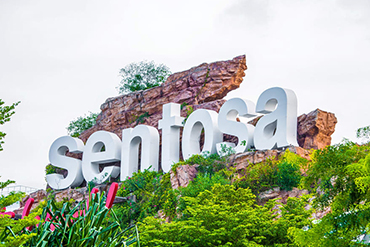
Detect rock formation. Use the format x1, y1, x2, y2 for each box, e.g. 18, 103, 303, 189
19, 55, 338, 220
76, 55, 336, 160
66, 54, 337, 190
78, 55, 247, 142
297, 109, 337, 149
170, 164, 199, 190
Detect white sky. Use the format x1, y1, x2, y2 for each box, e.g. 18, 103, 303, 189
0, 0, 369, 189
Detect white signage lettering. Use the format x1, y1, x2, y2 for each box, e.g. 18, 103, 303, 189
47, 87, 299, 189
46, 136, 84, 189
81, 131, 121, 184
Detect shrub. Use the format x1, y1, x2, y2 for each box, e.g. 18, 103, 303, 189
115, 169, 172, 226
177, 173, 230, 214
171, 153, 226, 176
117, 61, 171, 94
277, 161, 301, 191
139, 184, 312, 247
66, 112, 98, 138
234, 158, 278, 195
0, 179, 38, 247
276, 150, 305, 191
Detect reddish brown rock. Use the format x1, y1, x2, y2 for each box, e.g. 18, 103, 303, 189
297, 109, 337, 149
170, 164, 199, 189
230, 146, 311, 173
79, 55, 247, 143
76, 55, 336, 161
14, 189, 47, 214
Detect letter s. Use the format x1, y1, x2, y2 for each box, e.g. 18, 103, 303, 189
46, 136, 84, 190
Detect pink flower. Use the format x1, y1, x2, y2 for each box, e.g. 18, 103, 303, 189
154, 205, 157, 207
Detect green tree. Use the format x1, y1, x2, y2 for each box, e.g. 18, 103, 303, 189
0, 99, 20, 151
117, 61, 171, 94
66, 112, 98, 137
0, 99, 38, 246
139, 184, 312, 247
289, 141, 370, 246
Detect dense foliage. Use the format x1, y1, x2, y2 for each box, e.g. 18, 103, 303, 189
25, 191, 139, 247
4, 126, 370, 246
290, 141, 370, 246
117, 61, 171, 94
0, 179, 38, 247
113, 141, 370, 246
140, 184, 311, 247
235, 150, 305, 195
66, 112, 98, 137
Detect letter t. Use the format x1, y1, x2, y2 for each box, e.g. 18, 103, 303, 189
158, 103, 184, 173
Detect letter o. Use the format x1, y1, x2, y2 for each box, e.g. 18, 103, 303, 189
182, 109, 222, 159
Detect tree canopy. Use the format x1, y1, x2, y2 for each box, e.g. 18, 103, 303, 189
117, 61, 171, 94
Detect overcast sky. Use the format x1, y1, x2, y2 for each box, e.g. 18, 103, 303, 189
0, 0, 369, 189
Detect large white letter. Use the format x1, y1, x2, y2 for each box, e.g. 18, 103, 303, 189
158, 103, 184, 173
217, 98, 256, 154
82, 131, 121, 184
46, 136, 84, 190
254, 87, 298, 150
182, 109, 223, 159
121, 125, 159, 180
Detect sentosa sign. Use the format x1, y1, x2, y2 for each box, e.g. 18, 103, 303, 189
47, 87, 298, 190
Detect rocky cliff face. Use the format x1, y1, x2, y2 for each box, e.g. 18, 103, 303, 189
65, 54, 338, 187
78, 55, 247, 142
297, 109, 337, 149
78, 55, 337, 156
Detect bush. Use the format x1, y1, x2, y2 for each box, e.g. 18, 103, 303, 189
276, 150, 306, 191
277, 161, 301, 191
177, 173, 230, 214
66, 112, 98, 137
115, 169, 173, 226
171, 153, 226, 176
0, 179, 38, 247
139, 184, 312, 247
234, 158, 279, 195
235, 150, 306, 194
117, 61, 171, 94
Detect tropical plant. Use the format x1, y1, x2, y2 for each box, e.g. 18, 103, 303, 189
25, 187, 139, 246
117, 61, 171, 94
66, 112, 98, 137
